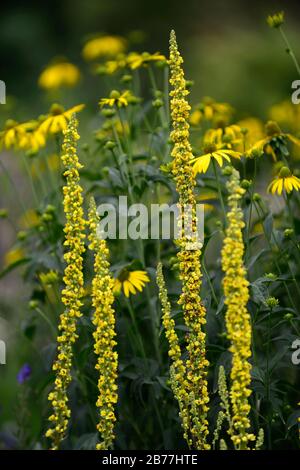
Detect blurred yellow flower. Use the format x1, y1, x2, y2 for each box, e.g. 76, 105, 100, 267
190, 97, 234, 126
267, 11, 284, 28
269, 100, 300, 133
4, 247, 25, 267
39, 103, 85, 134
19, 209, 40, 229
38, 62, 80, 90
18, 121, 46, 152
114, 270, 150, 297
39, 270, 59, 286
0, 119, 26, 149
99, 90, 131, 108
127, 52, 166, 69
82, 36, 127, 61
247, 120, 300, 157
237, 117, 264, 150
268, 167, 300, 195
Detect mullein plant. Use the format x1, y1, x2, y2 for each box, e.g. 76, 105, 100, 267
45, 115, 86, 449
158, 30, 210, 449
221, 167, 256, 449
88, 197, 118, 450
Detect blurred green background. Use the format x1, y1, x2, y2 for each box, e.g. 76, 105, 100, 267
0, 0, 300, 117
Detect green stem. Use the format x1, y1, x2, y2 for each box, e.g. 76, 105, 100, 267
278, 26, 300, 77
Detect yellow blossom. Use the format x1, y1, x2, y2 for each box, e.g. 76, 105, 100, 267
38, 62, 80, 90
39, 103, 85, 135
192, 129, 241, 174
268, 166, 300, 195
189, 97, 234, 126
169, 29, 210, 450
267, 11, 284, 28
88, 197, 118, 450
82, 36, 127, 61
99, 90, 132, 108
0, 119, 27, 150
126, 52, 166, 69
221, 167, 254, 449
45, 115, 86, 450
114, 269, 150, 297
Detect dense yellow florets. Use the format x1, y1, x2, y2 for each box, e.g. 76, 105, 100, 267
168, 30, 210, 450
88, 198, 118, 450
45, 115, 86, 450
221, 167, 254, 449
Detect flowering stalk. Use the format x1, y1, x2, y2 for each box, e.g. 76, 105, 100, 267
156, 262, 190, 442
88, 197, 118, 450
45, 115, 86, 449
221, 167, 255, 449
169, 30, 210, 449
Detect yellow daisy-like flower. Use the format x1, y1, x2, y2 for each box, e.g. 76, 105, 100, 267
0, 120, 27, 150
17, 121, 46, 152
190, 97, 234, 126
39, 103, 85, 135
82, 36, 127, 61
99, 90, 131, 108
247, 120, 300, 157
268, 167, 300, 195
127, 52, 166, 69
38, 62, 80, 90
192, 143, 241, 174
113, 269, 150, 297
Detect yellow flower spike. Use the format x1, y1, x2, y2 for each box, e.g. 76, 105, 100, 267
88, 197, 118, 450
221, 167, 254, 449
169, 30, 210, 450
38, 62, 80, 90
156, 263, 191, 445
82, 36, 127, 61
268, 166, 300, 195
39, 103, 85, 135
45, 115, 86, 450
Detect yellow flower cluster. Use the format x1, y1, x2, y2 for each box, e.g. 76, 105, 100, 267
221, 167, 255, 449
168, 30, 210, 450
97, 52, 166, 75
88, 198, 118, 450
156, 263, 190, 442
38, 62, 80, 90
45, 115, 86, 450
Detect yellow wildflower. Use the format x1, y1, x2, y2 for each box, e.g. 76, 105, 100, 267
88, 197, 118, 450
190, 97, 233, 126
237, 117, 264, 150
17, 120, 46, 152
247, 120, 300, 158
114, 269, 150, 297
0, 119, 27, 150
99, 90, 132, 108
221, 167, 254, 449
267, 11, 284, 28
38, 62, 80, 90
82, 36, 127, 61
268, 166, 300, 195
156, 262, 190, 444
19, 209, 40, 229
169, 30, 210, 450
45, 115, 86, 450
126, 52, 166, 69
192, 130, 241, 174
39, 103, 85, 135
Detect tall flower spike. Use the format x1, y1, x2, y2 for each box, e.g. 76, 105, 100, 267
45, 115, 86, 449
221, 167, 255, 449
169, 30, 210, 449
88, 197, 118, 450
156, 263, 190, 442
